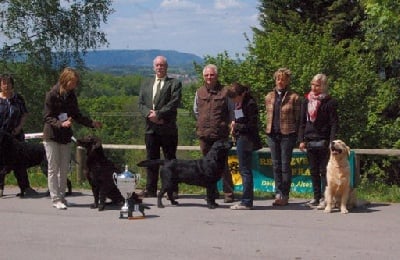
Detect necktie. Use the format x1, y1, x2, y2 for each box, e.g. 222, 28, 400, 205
153, 79, 161, 106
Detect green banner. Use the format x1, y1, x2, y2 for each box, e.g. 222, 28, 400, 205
219, 150, 356, 193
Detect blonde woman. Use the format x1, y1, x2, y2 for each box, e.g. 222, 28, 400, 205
43, 67, 101, 209
298, 73, 339, 207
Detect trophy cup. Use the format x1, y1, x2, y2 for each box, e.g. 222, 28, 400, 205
113, 165, 142, 219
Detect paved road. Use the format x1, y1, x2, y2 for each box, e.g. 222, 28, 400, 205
1, 186, 400, 260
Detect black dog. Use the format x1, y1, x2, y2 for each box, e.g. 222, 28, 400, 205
137, 140, 233, 209
77, 136, 130, 211
0, 130, 71, 195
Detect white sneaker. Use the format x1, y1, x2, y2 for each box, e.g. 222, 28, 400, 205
230, 203, 252, 210
61, 199, 69, 207
53, 201, 67, 210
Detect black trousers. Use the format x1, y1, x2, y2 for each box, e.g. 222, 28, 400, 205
306, 147, 330, 200
144, 132, 178, 194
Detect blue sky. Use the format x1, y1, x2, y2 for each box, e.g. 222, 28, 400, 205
102, 0, 260, 57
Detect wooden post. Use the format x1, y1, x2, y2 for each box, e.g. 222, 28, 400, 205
76, 146, 86, 183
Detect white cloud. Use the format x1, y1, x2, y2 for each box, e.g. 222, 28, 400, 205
160, 0, 198, 9
214, 0, 241, 10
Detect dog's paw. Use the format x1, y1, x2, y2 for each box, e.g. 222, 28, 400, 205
90, 203, 98, 209
171, 201, 179, 206
340, 208, 349, 214
157, 204, 165, 208
324, 207, 332, 213
98, 204, 105, 211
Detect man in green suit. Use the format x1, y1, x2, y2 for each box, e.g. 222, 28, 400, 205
138, 56, 182, 197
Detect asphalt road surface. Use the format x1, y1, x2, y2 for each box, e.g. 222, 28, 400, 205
1, 186, 399, 260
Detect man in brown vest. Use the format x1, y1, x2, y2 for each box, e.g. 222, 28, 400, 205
193, 64, 234, 204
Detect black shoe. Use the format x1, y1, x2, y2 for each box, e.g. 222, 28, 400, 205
25, 187, 38, 195
18, 187, 38, 198
166, 192, 179, 200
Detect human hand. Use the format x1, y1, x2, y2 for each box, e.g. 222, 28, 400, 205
299, 142, 306, 152
230, 121, 235, 134
61, 117, 73, 128
148, 110, 164, 124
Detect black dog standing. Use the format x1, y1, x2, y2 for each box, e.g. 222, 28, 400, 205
137, 140, 233, 209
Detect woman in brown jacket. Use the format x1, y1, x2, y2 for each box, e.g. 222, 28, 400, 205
43, 67, 101, 210
265, 68, 300, 206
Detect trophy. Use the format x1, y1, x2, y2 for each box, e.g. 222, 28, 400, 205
113, 165, 143, 219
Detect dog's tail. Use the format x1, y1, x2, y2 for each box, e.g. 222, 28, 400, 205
137, 159, 165, 167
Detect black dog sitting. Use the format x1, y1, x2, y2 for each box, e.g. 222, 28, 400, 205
137, 139, 233, 209
77, 136, 135, 211
0, 130, 71, 196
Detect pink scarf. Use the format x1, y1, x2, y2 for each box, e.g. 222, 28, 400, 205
307, 91, 327, 122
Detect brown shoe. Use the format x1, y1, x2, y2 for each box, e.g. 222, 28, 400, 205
224, 193, 234, 203
272, 198, 289, 206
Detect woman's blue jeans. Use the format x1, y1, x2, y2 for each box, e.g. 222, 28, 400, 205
267, 133, 297, 199
236, 135, 254, 207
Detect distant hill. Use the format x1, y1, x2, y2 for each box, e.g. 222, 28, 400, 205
83, 49, 204, 68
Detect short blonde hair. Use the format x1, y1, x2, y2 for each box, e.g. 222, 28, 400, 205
273, 68, 291, 81
311, 73, 328, 93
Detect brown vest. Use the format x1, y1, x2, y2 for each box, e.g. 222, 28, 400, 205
195, 84, 230, 140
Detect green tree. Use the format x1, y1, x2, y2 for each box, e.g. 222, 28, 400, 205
360, 0, 400, 149
0, 0, 113, 133
258, 0, 364, 42
0, 0, 113, 69
80, 72, 144, 98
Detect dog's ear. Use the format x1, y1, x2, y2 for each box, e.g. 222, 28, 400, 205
346, 145, 351, 157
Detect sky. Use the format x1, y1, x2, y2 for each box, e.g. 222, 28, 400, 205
102, 0, 260, 57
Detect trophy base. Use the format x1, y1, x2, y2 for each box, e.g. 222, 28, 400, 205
119, 200, 147, 219
128, 216, 145, 220
119, 211, 146, 220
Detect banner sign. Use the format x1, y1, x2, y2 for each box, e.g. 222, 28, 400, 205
219, 149, 356, 193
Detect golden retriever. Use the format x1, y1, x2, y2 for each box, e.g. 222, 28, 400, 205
324, 139, 351, 214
